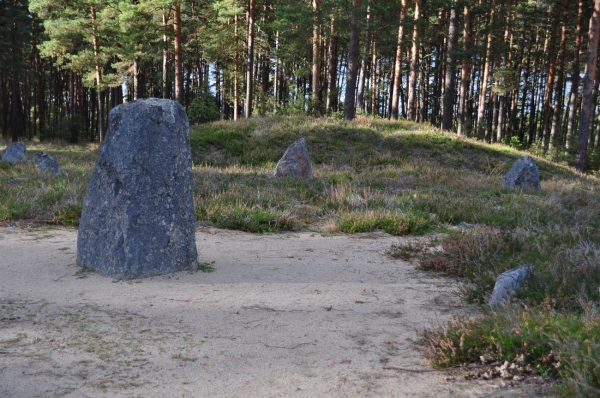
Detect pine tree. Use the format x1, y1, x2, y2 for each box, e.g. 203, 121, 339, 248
575, 0, 600, 172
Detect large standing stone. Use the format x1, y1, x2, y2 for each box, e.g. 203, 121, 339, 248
1, 142, 27, 163
77, 98, 198, 279
34, 151, 67, 176
274, 138, 313, 179
503, 156, 541, 190
489, 264, 534, 306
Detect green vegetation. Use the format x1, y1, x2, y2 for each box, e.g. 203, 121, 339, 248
0, 143, 96, 226
2, 116, 600, 395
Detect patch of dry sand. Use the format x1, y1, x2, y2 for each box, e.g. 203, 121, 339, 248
0, 226, 553, 397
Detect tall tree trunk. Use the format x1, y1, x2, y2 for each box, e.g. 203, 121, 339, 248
387, 59, 394, 118
343, 0, 362, 120
442, 2, 458, 131
420, 49, 429, 122
90, 5, 104, 142
549, 0, 569, 151
245, 0, 256, 118
370, 39, 377, 114
431, 19, 444, 127
356, 3, 371, 113
595, 106, 600, 149
162, 7, 169, 99
10, 55, 21, 142
234, 15, 240, 120
527, 30, 541, 145
519, 30, 534, 142
326, 19, 338, 113
503, 0, 514, 139
476, 0, 495, 138
173, 3, 183, 104
221, 67, 226, 119
312, 0, 321, 108
589, 53, 600, 148
575, 0, 600, 173
261, 54, 269, 105
407, 0, 421, 121
391, 0, 408, 120
494, 0, 511, 143
133, 59, 139, 100
10, 9, 19, 143
69, 70, 76, 143
457, 1, 472, 135
215, 61, 221, 117
32, 13, 42, 140
274, 30, 279, 108
566, 0, 585, 150
541, 4, 560, 148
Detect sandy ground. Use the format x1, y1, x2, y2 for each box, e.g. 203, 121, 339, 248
0, 226, 553, 397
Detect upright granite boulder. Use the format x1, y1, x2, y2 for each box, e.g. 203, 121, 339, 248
489, 264, 534, 306
274, 138, 313, 179
34, 151, 67, 176
503, 156, 541, 190
2, 142, 27, 163
77, 98, 198, 279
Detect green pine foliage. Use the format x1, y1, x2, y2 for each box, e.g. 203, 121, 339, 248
187, 84, 220, 124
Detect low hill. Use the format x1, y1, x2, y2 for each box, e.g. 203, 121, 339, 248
1, 116, 599, 395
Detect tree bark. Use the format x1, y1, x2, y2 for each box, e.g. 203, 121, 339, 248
173, 3, 183, 104
10, 3, 20, 143
69, 70, 76, 143
476, 0, 494, 138
407, 0, 421, 121
420, 49, 429, 122
566, 0, 585, 150
442, 2, 458, 131
541, 4, 559, 148
589, 51, 600, 148
234, 14, 240, 120
518, 29, 534, 142
133, 59, 139, 100
549, 0, 569, 151
261, 54, 269, 105
370, 39, 377, 114
357, 3, 371, 113
326, 18, 338, 113
575, 0, 600, 172
245, 0, 256, 118
312, 0, 321, 108
90, 5, 104, 142
457, 1, 472, 135
343, 0, 362, 120
390, 0, 408, 120
162, 7, 169, 99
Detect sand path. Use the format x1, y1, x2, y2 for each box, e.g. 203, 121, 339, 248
0, 226, 549, 397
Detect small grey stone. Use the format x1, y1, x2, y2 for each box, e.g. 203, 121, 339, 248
503, 156, 541, 190
489, 264, 534, 306
2, 142, 27, 163
77, 98, 198, 280
274, 138, 313, 179
34, 151, 67, 176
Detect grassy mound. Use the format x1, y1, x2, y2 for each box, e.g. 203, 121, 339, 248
2, 116, 599, 395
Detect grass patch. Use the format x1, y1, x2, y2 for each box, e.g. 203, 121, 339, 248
197, 261, 215, 273
337, 210, 434, 235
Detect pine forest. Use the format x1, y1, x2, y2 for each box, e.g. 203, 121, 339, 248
3, 0, 600, 173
